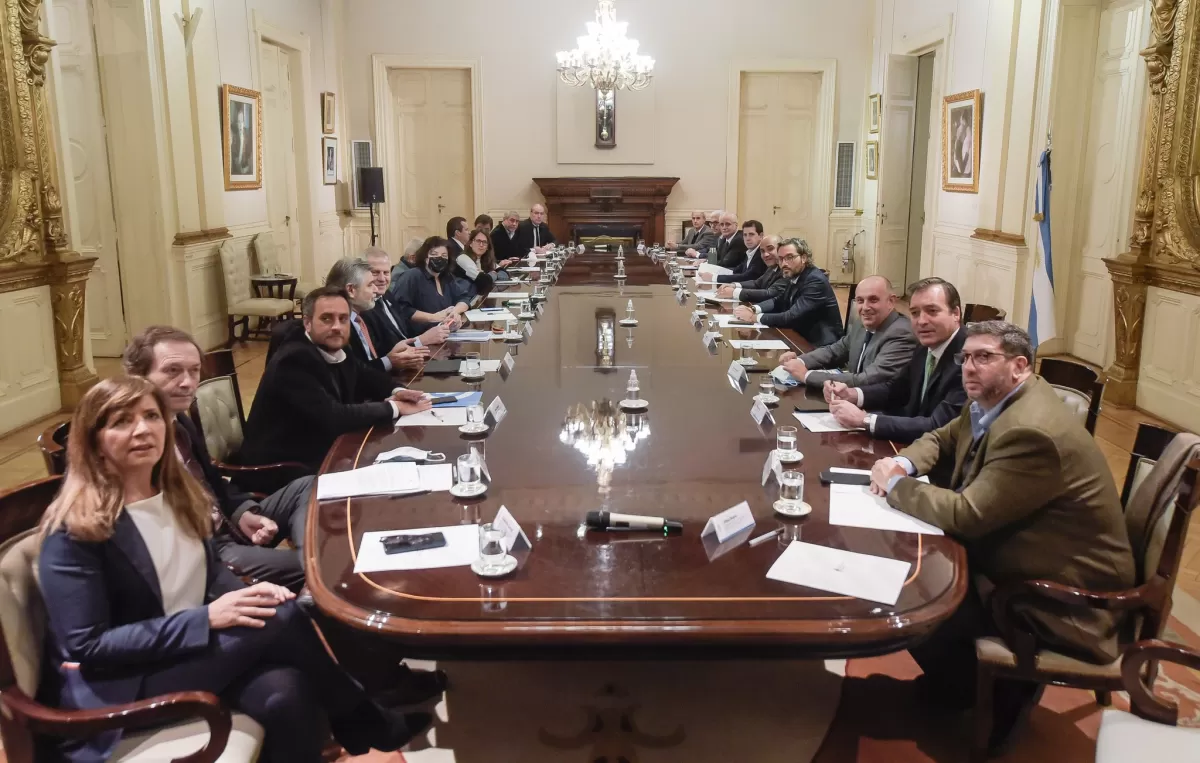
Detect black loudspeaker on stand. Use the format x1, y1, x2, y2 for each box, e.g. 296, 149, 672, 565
358, 167, 385, 246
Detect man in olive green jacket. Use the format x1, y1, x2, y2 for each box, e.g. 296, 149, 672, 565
869, 321, 1134, 750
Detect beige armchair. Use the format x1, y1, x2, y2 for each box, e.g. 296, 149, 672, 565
218, 241, 294, 347
0, 477, 264, 762
251, 232, 306, 307
1094, 639, 1200, 761
1037, 358, 1106, 434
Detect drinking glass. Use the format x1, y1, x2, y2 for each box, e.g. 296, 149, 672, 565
759, 380, 777, 400
466, 404, 486, 429
463, 352, 481, 377
695, 290, 706, 308
505, 316, 517, 335
776, 426, 799, 458
478, 522, 507, 573
739, 344, 756, 366
521, 299, 532, 315
779, 471, 805, 508
457, 453, 482, 490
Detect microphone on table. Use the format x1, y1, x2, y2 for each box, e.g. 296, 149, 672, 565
585, 510, 683, 534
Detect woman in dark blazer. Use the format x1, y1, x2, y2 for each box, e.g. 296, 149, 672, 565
36, 377, 431, 762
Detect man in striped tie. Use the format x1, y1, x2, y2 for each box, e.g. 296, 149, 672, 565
824, 277, 968, 445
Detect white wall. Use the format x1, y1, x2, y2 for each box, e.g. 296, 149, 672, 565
342, 0, 873, 221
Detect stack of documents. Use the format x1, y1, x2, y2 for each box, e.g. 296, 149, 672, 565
793, 412, 862, 433
396, 407, 469, 427
714, 314, 767, 329
828, 479, 942, 535
766, 541, 912, 605
354, 524, 481, 574
486, 292, 530, 301
447, 330, 493, 342
698, 263, 732, 278
318, 462, 416, 500
464, 308, 513, 323
728, 339, 790, 350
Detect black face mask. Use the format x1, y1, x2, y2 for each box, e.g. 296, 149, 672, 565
427, 257, 448, 274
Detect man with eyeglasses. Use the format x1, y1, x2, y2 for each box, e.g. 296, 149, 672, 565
867, 320, 1134, 754
731, 238, 842, 347
823, 277, 967, 442
716, 235, 782, 302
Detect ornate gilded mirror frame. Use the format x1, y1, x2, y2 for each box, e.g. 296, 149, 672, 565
0, 0, 97, 407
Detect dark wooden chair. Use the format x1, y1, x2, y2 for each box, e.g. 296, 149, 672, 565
970, 452, 1200, 761
963, 303, 1007, 322
843, 281, 859, 331
1121, 424, 1178, 509
1037, 358, 1106, 434
35, 421, 69, 476
0, 476, 263, 762
1092, 639, 1200, 758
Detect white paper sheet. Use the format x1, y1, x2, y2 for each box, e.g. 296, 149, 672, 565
510, 267, 541, 273
828, 483, 943, 536
766, 541, 912, 605
416, 464, 454, 492
353, 524, 480, 573
729, 339, 791, 350
316, 462, 421, 501
486, 292, 531, 301
714, 314, 767, 329
447, 330, 494, 342
458, 359, 502, 374
396, 407, 469, 427
698, 293, 741, 304
464, 309, 514, 323
698, 263, 732, 277
793, 412, 863, 433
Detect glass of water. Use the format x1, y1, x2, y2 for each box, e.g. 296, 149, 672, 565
521, 299, 532, 315
466, 404, 486, 430
776, 426, 799, 459
758, 379, 777, 401
478, 523, 508, 573
463, 352, 482, 377
457, 453, 482, 490
739, 344, 757, 366
779, 471, 805, 508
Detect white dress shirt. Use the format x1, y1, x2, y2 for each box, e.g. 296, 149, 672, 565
124, 493, 206, 615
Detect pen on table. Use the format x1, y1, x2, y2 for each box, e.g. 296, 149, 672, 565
749, 528, 782, 547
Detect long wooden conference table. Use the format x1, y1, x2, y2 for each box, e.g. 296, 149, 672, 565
305, 251, 967, 660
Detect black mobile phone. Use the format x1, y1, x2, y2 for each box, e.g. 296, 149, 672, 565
381, 532, 447, 555
819, 470, 871, 486
430, 395, 459, 406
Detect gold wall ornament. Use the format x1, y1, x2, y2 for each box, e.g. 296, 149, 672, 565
1104, 256, 1149, 407
1143, 0, 1179, 94
46, 254, 97, 406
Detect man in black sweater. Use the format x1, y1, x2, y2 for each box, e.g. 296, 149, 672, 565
122, 326, 313, 590
492, 210, 524, 263
824, 277, 968, 443
733, 238, 843, 347
241, 286, 432, 472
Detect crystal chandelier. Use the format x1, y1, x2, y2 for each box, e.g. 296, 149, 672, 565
556, 0, 654, 93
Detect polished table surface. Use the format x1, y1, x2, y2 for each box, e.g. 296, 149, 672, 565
306, 251, 966, 658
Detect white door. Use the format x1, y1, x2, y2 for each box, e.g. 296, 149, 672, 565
260, 41, 300, 274
1065, 1, 1146, 367
905, 52, 936, 289
389, 68, 474, 248
57, 0, 126, 356
875, 55, 919, 289
737, 72, 822, 262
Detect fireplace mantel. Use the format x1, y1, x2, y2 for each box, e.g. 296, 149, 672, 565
533, 177, 679, 245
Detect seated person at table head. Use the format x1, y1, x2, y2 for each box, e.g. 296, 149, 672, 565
388, 236, 424, 292
714, 211, 748, 268
717, 234, 781, 302
122, 327, 314, 591
390, 236, 473, 336
451, 225, 497, 299
701, 220, 764, 285
326, 257, 429, 373
516, 203, 556, 254
241, 285, 432, 472
364, 246, 451, 350
733, 238, 843, 347
867, 321, 1135, 749
36, 376, 432, 763
825, 277, 968, 443
492, 210, 524, 263
473, 213, 494, 234
670, 209, 718, 256
778, 275, 917, 389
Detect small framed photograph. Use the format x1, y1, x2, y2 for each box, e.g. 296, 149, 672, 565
322, 136, 338, 185
868, 94, 882, 134
865, 141, 879, 180
321, 91, 336, 135
221, 85, 262, 191
943, 89, 983, 193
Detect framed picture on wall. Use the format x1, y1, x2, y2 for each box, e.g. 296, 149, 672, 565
865, 141, 879, 180
322, 136, 338, 185
942, 89, 982, 193
221, 84, 262, 191
321, 92, 336, 134
868, 94, 882, 134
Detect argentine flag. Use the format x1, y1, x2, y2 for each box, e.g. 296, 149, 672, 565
1029, 148, 1057, 348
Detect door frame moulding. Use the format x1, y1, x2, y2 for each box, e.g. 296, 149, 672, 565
725, 58, 837, 258
371, 55, 486, 253
250, 11, 320, 287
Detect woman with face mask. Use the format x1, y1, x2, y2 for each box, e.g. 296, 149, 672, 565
391, 236, 473, 335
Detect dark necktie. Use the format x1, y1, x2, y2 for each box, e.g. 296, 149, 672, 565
533, 227, 539, 249
857, 332, 873, 373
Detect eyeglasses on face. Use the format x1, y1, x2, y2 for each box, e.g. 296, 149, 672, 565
953, 350, 1014, 367
779, 252, 804, 263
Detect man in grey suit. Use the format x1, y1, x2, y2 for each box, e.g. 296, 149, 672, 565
670, 210, 718, 256
779, 275, 917, 389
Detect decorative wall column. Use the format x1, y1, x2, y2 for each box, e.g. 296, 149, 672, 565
1102, 0, 1176, 406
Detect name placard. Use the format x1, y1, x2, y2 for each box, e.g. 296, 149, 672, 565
761, 450, 785, 486
493, 505, 531, 551
702, 501, 756, 543
703, 331, 720, 348
727, 361, 749, 392
486, 396, 508, 427
750, 398, 773, 426
502, 352, 515, 373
